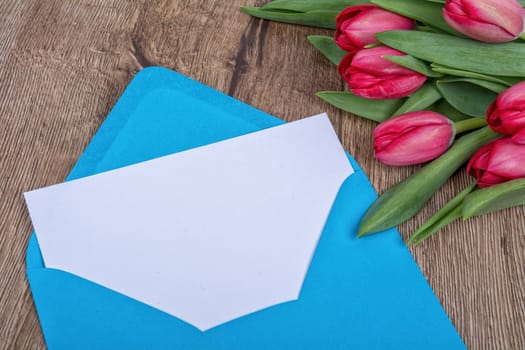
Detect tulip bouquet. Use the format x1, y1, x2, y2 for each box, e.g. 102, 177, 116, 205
242, 0, 525, 243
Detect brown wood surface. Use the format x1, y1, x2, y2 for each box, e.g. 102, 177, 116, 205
0, 1, 523, 349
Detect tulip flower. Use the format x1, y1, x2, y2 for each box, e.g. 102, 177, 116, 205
467, 137, 525, 187
487, 81, 525, 144
373, 111, 455, 166
358, 126, 499, 237
442, 0, 525, 43
338, 46, 426, 99
335, 5, 415, 52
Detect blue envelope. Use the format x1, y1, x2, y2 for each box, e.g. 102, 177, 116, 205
26, 67, 465, 349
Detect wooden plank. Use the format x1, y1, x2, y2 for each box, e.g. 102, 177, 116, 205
0, 0, 523, 349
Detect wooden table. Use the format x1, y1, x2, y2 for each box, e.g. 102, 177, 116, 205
0, 1, 523, 348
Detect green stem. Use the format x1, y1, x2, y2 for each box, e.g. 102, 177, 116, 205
453, 118, 487, 134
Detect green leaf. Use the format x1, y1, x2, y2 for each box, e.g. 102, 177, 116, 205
316, 91, 404, 122
438, 77, 507, 93
431, 64, 522, 87
436, 80, 497, 117
393, 82, 442, 116
407, 182, 476, 245
462, 178, 525, 219
370, 0, 459, 35
384, 55, 444, 78
357, 127, 499, 236
377, 31, 525, 77
409, 205, 462, 245
240, 7, 340, 29
260, 0, 369, 12
435, 100, 471, 121
307, 35, 347, 65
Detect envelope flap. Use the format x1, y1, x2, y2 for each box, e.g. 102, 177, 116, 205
70, 67, 285, 177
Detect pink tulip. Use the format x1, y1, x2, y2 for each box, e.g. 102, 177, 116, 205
487, 81, 525, 144
338, 46, 426, 99
443, 0, 525, 43
467, 137, 525, 187
335, 5, 415, 52
373, 111, 455, 166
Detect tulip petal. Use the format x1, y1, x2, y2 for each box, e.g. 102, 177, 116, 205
467, 143, 491, 176
460, 0, 525, 36
335, 4, 414, 51
443, 0, 525, 42
339, 8, 382, 48
374, 111, 452, 136
498, 110, 525, 132
495, 81, 525, 109
337, 52, 356, 85
443, 10, 516, 42
343, 7, 414, 45
376, 125, 454, 165
468, 137, 525, 187
336, 6, 370, 51
488, 82, 525, 135
340, 46, 426, 99
483, 139, 525, 177
512, 128, 525, 144
477, 173, 509, 187
351, 47, 417, 75
350, 73, 426, 99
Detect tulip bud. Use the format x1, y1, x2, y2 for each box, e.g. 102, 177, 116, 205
373, 111, 455, 166
487, 81, 525, 142
358, 126, 499, 237
467, 137, 525, 187
442, 0, 525, 43
338, 46, 426, 99
335, 5, 415, 52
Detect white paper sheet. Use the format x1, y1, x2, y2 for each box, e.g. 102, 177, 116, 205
24, 113, 353, 331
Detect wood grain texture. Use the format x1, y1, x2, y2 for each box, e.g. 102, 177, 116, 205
0, 0, 523, 348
